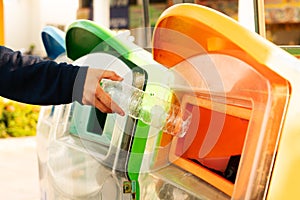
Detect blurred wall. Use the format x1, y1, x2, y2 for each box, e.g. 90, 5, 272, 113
4, 0, 32, 52
3, 0, 78, 56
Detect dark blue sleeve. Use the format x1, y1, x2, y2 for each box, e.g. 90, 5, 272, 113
0, 46, 88, 105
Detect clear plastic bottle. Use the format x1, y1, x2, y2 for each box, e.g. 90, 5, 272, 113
101, 79, 192, 137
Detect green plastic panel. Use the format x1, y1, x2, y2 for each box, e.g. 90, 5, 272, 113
66, 19, 128, 60
65, 19, 172, 200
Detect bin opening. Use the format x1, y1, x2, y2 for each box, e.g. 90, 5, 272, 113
162, 90, 252, 196
87, 108, 107, 136
155, 52, 289, 198
178, 95, 251, 180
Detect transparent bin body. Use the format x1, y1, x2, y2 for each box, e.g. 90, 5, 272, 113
36, 5, 300, 199
36, 20, 185, 200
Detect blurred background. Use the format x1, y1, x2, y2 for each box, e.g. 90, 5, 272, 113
1, 0, 299, 138
1, 0, 300, 58
0, 1, 299, 200
0, 0, 300, 138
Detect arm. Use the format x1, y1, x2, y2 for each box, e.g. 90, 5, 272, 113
0, 46, 124, 115
0, 45, 85, 105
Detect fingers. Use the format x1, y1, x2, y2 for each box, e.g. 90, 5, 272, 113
82, 68, 125, 116
82, 95, 112, 113
94, 99, 113, 113
95, 86, 125, 116
101, 70, 123, 81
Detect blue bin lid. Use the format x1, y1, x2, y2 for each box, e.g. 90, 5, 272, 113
41, 26, 66, 60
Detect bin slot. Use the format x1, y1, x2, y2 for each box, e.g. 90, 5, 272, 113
172, 94, 252, 196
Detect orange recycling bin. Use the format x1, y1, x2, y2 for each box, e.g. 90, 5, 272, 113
151, 3, 300, 200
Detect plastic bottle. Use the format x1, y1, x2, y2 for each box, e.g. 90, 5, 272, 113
101, 79, 192, 137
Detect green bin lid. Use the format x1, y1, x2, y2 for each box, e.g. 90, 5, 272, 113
66, 19, 129, 60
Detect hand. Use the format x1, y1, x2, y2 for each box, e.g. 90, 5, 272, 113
82, 68, 125, 116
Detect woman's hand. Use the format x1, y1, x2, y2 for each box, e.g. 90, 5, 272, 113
82, 68, 125, 116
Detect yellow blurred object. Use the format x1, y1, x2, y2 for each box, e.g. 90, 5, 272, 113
0, 0, 4, 45
76, 7, 91, 20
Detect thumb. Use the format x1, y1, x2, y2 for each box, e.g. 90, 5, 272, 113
102, 70, 123, 81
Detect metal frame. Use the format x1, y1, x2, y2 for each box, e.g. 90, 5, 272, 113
238, 0, 266, 37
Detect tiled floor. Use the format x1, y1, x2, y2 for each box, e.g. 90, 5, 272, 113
0, 137, 40, 200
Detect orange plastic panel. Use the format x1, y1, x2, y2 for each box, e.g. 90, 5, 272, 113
153, 4, 293, 200
178, 95, 249, 160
